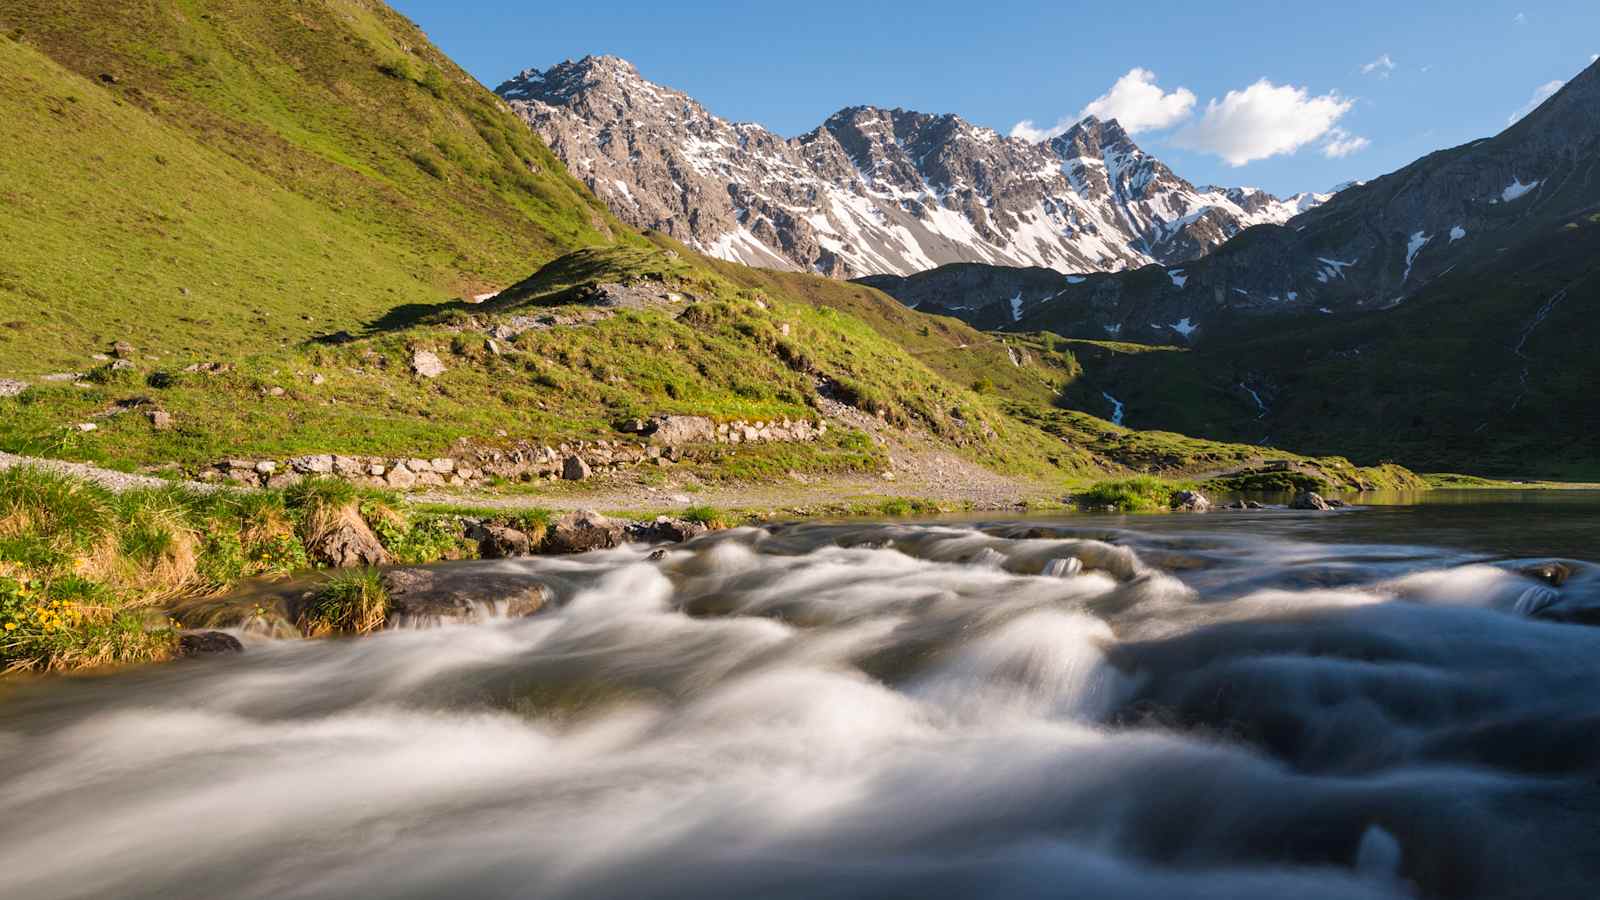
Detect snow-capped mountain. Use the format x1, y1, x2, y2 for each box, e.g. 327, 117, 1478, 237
865, 56, 1600, 343
496, 56, 1328, 279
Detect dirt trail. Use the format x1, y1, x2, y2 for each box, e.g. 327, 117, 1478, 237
0, 451, 221, 494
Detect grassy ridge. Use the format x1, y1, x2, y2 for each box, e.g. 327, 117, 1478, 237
0, 2, 628, 373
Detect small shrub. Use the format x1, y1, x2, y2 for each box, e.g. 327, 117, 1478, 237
681, 505, 728, 529
376, 58, 416, 81
1075, 476, 1193, 512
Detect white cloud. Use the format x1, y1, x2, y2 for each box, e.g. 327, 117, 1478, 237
1078, 68, 1197, 133
1322, 129, 1371, 158
1361, 54, 1395, 77
1174, 79, 1354, 166
1507, 79, 1564, 124
1009, 67, 1195, 142
1514, 12, 1527, 25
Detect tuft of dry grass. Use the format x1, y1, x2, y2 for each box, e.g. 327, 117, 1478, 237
297, 568, 390, 637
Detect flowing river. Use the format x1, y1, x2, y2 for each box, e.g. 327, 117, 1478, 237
2, 491, 1599, 899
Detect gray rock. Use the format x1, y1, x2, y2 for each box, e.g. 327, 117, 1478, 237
109, 358, 136, 372
146, 409, 174, 430
474, 523, 533, 559
290, 454, 335, 475
410, 349, 447, 379
254, 460, 277, 474
562, 455, 591, 481
1169, 490, 1211, 512
628, 516, 710, 544
0, 379, 27, 398
645, 414, 717, 445
383, 565, 551, 625
384, 465, 417, 489
430, 457, 455, 474
111, 340, 135, 359
545, 509, 624, 554
176, 631, 244, 657
1290, 491, 1332, 511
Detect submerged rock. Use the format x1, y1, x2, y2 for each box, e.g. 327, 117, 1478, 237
1170, 490, 1211, 512
1290, 491, 1332, 511
383, 565, 552, 625
176, 631, 244, 657
545, 509, 624, 554
628, 516, 710, 544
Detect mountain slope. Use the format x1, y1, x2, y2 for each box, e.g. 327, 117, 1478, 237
0, 1, 628, 374
870, 59, 1600, 345
938, 61, 1600, 477
496, 56, 1325, 281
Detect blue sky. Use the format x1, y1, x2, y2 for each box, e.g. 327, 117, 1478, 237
391, 0, 1598, 196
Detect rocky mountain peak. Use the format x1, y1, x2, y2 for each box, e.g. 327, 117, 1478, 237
499, 57, 1327, 281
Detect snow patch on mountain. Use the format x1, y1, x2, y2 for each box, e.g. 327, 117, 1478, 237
1501, 178, 1540, 202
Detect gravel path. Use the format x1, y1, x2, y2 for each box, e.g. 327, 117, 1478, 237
0, 452, 223, 494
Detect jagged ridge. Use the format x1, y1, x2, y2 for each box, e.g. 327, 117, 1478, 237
496, 56, 1326, 288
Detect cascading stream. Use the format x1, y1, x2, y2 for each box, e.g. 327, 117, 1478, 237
1, 505, 1598, 900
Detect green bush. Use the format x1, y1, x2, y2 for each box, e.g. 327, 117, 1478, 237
1075, 476, 1194, 512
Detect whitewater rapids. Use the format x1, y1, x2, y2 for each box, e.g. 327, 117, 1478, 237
2, 516, 1599, 899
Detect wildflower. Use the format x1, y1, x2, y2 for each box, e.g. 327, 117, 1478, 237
4, 622, 16, 631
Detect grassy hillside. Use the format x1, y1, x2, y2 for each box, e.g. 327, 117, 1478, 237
0, 1, 629, 374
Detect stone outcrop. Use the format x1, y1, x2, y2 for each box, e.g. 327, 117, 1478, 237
544, 510, 625, 554
1169, 490, 1212, 512
307, 507, 393, 568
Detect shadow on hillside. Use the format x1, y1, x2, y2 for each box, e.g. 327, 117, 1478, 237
311, 298, 476, 344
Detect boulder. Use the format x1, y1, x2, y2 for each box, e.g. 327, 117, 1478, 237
385, 464, 417, 489
545, 510, 624, 554
562, 455, 591, 481
628, 516, 710, 544
0, 379, 27, 398
646, 415, 717, 446
475, 523, 533, 559
176, 631, 245, 657
383, 565, 551, 625
111, 340, 135, 359
410, 349, 447, 378
1290, 491, 1332, 511
1170, 490, 1211, 512
307, 508, 392, 568
263, 472, 303, 491
289, 454, 335, 475
146, 409, 174, 430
